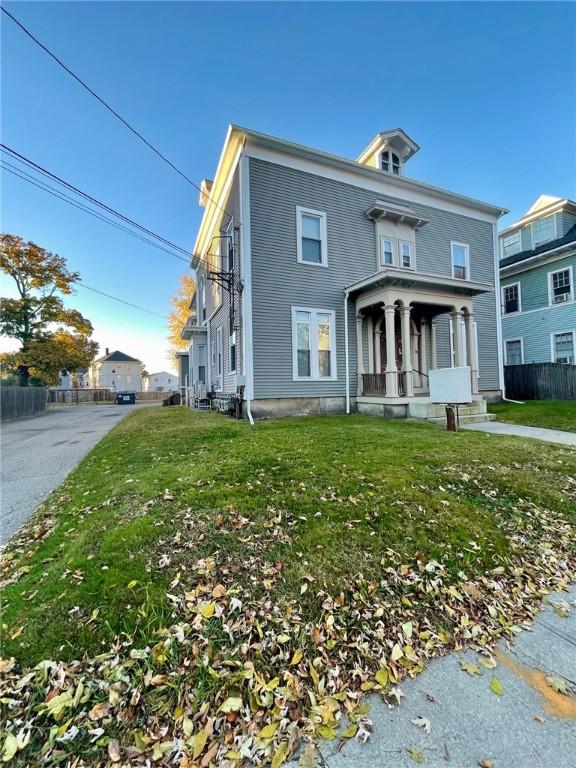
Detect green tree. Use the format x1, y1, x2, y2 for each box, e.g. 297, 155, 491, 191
0, 234, 98, 386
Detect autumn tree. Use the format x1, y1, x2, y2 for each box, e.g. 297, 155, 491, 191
167, 273, 196, 356
0, 234, 98, 386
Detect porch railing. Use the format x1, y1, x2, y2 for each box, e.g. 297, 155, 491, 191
361, 372, 410, 396
361, 373, 386, 395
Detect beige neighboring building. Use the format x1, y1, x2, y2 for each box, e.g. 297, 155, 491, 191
142, 371, 177, 392
88, 349, 144, 391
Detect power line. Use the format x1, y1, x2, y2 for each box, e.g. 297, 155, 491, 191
1, 6, 232, 224
2, 162, 191, 264
1, 145, 221, 274
75, 282, 167, 319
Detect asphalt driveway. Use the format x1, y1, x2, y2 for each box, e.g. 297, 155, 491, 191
1, 403, 156, 545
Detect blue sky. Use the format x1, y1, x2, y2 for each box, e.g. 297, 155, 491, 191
2, 1, 575, 371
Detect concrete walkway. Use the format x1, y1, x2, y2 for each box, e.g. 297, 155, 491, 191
462, 420, 576, 446
0, 403, 156, 545
288, 586, 576, 767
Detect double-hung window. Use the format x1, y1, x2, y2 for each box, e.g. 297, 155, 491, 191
226, 220, 234, 273
400, 242, 412, 269
380, 237, 394, 266
502, 231, 522, 258
216, 327, 223, 383
502, 283, 521, 314
549, 268, 573, 305
229, 328, 236, 373
451, 242, 470, 280
532, 215, 556, 246
505, 339, 523, 365
199, 277, 206, 322
292, 308, 336, 380
553, 332, 575, 364
296, 207, 327, 266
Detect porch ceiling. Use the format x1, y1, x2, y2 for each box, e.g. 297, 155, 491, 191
181, 324, 208, 341
345, 268, 492, 299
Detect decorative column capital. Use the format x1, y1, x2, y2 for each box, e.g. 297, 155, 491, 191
383, 304, 397, 315
399, 304, 412, 317
355, 314, 364, 323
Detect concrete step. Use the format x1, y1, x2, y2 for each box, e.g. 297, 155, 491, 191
425, 413, 497, 425
408, 400, 487, 419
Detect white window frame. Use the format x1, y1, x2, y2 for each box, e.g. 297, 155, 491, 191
501, 281, 522, 315
291, 307, 337, 381
296, 206, 328, 267
229, 330, 237, 374
450, 241, 470, 280
380, 236, 395, 266
380, 150, 401, 175
501, 230, 522, 259
399, 240, 414, 270
548, 266, 573, 306
504, 338, 524, 365
531, 215, 557, 248
550, 330, 575, 364
216, 327, 223, 381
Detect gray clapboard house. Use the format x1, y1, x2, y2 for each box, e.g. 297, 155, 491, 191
182, 126, 507, 420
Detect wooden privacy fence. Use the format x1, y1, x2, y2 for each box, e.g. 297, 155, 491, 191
505, 363, 576, 400
48, 388, 113, 404
1, 387, 47, 421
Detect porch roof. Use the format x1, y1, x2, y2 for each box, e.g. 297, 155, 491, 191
181, 322, 208, 341
345, 268, 493, 298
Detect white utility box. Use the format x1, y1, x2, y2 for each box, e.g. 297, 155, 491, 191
429, 367, 472, 404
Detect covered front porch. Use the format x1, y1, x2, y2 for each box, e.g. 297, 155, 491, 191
346, 268, 492, 415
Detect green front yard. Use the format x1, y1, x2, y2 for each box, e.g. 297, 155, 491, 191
488, 399, 576, 432
1, 409, 575, 766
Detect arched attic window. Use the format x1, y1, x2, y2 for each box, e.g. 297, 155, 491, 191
381, 150, 401, 175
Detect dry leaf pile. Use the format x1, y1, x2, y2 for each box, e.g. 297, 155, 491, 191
1, 493, 575, 766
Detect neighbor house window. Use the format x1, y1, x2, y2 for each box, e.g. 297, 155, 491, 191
451, 242, 470, 280
532, 215, 556, 246
381, 150, 401, 175
549, 268, 573, 305
400, 241, 412, 269
226, 220, 234, 272
553, 332, 575, 364
502, 283, 521, 314
502, 231, 522, 258
199, 277, 206, 322
296, 207, 327, 266
505, 339, 523, 365
292, 307, 336, 380
380, 237, 394, 266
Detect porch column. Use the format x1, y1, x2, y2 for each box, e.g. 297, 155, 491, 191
430, 319, 438, 370
400, 305, 414, 397
356, 314, 364, 395
420, 318, 428, 385
367, 316, 374, 373
451, 309, 464, 367
384, 305, 399, 397
465, 312, 479, 394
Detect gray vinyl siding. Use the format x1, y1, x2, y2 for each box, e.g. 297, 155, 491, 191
204, 172, 242, 394
249, 157, 500, 398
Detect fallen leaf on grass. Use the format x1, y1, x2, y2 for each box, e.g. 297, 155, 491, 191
407, 745, 424, 763
490, 677, 504, 696
108, 739, 121, 762
411, 716, 431, 735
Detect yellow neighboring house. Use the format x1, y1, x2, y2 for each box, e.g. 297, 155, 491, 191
88, 349, 144, 391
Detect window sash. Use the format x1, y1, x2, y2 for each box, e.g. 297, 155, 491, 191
297, 208, 327, 266
503, 231, 522, 257
380, 237, 394, 265
505, 340, 523, 365
451, 242, 469, 280
292, 308, 336, 380
400, 241, 412, 268
554, 332, 574, 363
550, 269, 572, 304
216, 329, 223, 379
503, 284, 520, 314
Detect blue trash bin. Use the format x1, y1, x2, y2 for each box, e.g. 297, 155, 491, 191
116, 392, 135, 405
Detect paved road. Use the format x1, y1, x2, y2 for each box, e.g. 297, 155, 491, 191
1, 404, 155, 545
288, 585, 576, 767
462, 420, 576, 446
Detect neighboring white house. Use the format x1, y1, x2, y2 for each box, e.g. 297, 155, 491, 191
142, 371, 177, 392
88, 349, 144, 391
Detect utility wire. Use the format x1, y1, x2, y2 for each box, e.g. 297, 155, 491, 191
74, 282, 167, 319
1, 6, 232, 224
2, 162, 191, 264
1, 145, 221, 273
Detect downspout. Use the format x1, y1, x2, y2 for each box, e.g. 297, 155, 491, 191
493, 221, 524, 403
239, 149, 255, 425
344, 290, 350, 414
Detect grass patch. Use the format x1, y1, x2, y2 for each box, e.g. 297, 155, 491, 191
1, 408, 575, 765
488, 399, 576, 432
